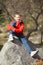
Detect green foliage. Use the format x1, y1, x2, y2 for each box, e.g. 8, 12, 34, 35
0, 45, 3, 50
0, 14, 5, 24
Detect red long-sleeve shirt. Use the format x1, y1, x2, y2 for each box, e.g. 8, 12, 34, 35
6, 20, 24, 34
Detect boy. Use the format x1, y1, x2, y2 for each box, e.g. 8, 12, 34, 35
7, 14, 38, 57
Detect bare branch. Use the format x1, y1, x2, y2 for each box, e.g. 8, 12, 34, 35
26, 28, 37, 39
28, 10, 38, 28
0, 2, 14, 21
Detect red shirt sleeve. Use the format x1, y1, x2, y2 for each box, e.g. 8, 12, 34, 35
6, 24, 11, 30
6, 21, 24, 33
6, 20, 15, 31
6, 24, 15, 31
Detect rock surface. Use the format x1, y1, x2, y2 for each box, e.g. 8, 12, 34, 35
38, 48, 43, 59
28, 31, 42, 44
0, 39, 34, 65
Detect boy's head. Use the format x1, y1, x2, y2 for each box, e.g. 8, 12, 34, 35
14, 14, 22, 22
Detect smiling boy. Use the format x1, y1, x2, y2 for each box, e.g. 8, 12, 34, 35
7, 13, 38, 57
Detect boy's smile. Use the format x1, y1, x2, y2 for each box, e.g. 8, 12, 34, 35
14, 14, 22, 22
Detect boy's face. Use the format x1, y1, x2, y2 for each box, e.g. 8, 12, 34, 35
14, 15, 22, 22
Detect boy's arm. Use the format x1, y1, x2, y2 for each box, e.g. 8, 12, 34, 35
6, 21, 15, 30
14, 23, 24, 33
7, 21, 24, 33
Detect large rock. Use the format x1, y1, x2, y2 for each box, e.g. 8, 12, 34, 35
0, 39, 34, 65
29, 31, 41, 44
38, 48, 43, 59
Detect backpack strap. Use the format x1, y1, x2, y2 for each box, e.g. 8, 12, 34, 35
10, 20, 16, 27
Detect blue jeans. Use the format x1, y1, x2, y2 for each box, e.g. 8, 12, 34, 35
18, 34, 32, 53
10, 31, 32, 53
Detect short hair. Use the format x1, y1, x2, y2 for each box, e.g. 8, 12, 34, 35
14, 13, 22, 17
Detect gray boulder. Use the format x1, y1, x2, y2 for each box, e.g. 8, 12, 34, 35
38, 48, 43, 59
0, 40, 35, 65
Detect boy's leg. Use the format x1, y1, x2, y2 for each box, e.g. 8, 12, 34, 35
8, 34, 13, 42
19, 35, 38, 57
8, 31, 15, 42
19, 35, 32, 53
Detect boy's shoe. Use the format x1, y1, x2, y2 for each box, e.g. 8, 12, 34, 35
30, 50, 38, 57
8, 34, 14, 42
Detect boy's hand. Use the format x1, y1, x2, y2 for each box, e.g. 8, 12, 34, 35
6, 24, 11, 30
6, 24, 15, 32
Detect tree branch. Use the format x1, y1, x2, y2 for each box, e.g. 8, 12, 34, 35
0, 2, 14, 21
